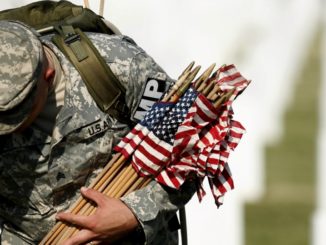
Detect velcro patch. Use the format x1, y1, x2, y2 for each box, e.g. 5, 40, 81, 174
132, 78, 167, 121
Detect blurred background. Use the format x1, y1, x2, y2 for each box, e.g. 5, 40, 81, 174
0, 0, 324, 244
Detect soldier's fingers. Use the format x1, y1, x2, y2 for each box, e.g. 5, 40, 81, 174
60, 228, 96, 245
56, 212, 93, 230
80, 187, 106, 207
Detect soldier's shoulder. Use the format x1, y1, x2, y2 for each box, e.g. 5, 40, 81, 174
87, 32, 138, 45
87, 33, 144, 60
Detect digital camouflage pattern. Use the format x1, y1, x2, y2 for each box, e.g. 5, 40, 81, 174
0, 21, 44, 135
0, 29, 196, 244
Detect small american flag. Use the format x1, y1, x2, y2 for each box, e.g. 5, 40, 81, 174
113, 101, 174, 158
114, 87, 198, 175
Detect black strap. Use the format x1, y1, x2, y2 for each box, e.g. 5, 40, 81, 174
179, 207, 188, 245
52, 25, 130, 123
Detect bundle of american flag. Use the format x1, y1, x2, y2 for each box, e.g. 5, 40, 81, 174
115, 62, 249, 205
41, 62, 250, 244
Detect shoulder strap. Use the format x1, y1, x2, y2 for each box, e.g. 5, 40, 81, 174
52, 25, 130, 123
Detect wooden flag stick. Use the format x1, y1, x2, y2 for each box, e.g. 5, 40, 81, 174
104, 165, 134, 196
178, 61, 195, 80
213, 89, 235, 108
94, 155, 126, 191
96, 159, 128, 193
170, 65, 201, 102
207, 84, 220, 100
99, 0, 105, 16
83, 0, 90, 8
201, 79, 215, 97
138, 178, 152, 189
194, 63, 216, 90
213, 93, 227, 108
163, 63, 199, 102
163, 71, 190, 102
209, 93, 219, 101
124, 177, 148, 196
197, 64, 225, 93
196, 77, 209, 93
113, 171, 139, 198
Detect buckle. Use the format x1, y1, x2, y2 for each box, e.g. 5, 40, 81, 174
64, 33, 81, 45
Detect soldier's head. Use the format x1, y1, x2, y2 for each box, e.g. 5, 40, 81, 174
0, 21, 55, 135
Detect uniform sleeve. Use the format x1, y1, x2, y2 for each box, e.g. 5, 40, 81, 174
87, 33, 173, 123
121, 180, 197, 244
123, 47, 173, 123
119, 38, 198, 243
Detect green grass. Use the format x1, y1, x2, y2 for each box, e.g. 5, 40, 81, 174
245, 29, 321, 245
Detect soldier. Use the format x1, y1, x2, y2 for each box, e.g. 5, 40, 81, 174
0, 20, 196, 244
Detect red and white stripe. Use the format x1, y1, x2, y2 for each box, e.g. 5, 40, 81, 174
131, 131, 173, 176
208, 163, 234, 206
172, 93, 217, 157
114, 123, 150, 158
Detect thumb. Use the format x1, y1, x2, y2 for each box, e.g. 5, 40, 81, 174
81, 187, 106, 208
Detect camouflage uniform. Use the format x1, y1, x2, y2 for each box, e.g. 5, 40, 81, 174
0, 21, 196, 244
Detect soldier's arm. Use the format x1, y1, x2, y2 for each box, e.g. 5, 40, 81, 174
121, 48, 197, 243
122, 180, 196, 243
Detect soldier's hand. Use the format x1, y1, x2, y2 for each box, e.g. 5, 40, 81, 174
56, 187, 139, 245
